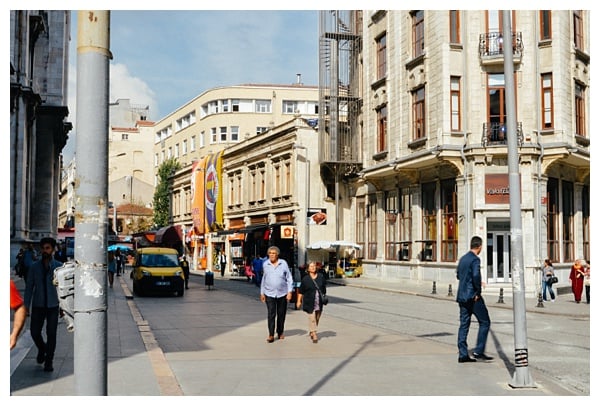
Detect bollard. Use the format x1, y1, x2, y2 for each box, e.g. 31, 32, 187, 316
535, 292, 544, 308
431, 281, 437, 294
497, 287, 505, 304
447, 284, 453, 297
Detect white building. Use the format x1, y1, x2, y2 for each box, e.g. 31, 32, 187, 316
318, 10, 590, 296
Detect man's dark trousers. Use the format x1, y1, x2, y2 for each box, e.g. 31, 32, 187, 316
30, 306, 59, 363
265, 295, 288, 337
457, 297, 491, 358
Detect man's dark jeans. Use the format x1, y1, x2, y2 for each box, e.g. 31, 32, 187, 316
30, 306, 59, 361
457, 297, 491, 358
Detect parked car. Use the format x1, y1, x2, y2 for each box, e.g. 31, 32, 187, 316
132, 247, 185, 296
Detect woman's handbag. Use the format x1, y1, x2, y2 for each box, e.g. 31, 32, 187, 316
311, 277, 328, 305
550, 276, 559, 284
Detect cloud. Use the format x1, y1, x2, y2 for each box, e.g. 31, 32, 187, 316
110, 63, 158, 115
64, 62, 158, 162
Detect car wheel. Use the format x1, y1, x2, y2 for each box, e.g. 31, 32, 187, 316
176, 289, 184, 297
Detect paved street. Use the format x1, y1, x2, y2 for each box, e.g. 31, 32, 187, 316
10, 269, 590, 397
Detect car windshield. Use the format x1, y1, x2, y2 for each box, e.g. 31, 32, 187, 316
140, 253, 179, 267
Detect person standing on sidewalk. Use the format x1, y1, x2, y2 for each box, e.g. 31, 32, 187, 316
569, 259, 586, 303
19, 243, 38, 282
180, 255, 190, 289
584, 260, 590, 304
115, 248, 123, 276
23, 237, 63, 372
260, 246, 293, 343
107, 251, 117, 288
253, 254, 265, 287
10, 279, 27, 349
455, 235, 493, 363
542, 258, 556, 302
219, 251, 227, 278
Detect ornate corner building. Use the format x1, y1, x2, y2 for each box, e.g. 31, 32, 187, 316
320, 10, 590, 294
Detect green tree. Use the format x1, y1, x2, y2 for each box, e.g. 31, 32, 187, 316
153, 157, 181, 228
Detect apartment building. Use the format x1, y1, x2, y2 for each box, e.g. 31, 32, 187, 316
153, 82, 318, 169
162, 83, 319, 270
217, 116, 335, 275
319, 10, 590, 295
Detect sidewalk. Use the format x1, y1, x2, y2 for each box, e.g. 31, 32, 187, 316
10, 270, 587, 396
325, 275, 590, 318
10, 270, 161, 396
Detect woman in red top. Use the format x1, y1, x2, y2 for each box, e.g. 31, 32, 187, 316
569, 259, 586, 303
10, 279, 27, 349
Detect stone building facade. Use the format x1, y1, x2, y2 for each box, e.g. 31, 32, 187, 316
10, 10, 72, 265
320, 10, 590, 296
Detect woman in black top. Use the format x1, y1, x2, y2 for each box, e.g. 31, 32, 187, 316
296, 261, 327, 343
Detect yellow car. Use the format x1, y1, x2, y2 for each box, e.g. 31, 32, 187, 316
132, 247, 185, 296
336, 258, 363, 278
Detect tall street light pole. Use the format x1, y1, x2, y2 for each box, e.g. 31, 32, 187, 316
293, 143, 310, 265
74, 10, 110, 395
503, 10, 535, 388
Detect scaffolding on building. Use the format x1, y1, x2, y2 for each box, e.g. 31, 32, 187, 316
318, 10, 363, 240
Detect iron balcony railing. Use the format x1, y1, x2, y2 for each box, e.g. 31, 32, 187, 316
481, 122, 523, 147
479, 31, 523, 58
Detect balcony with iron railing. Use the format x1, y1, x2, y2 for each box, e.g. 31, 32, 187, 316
479, 31, 523, 64
481, 122, 523, 147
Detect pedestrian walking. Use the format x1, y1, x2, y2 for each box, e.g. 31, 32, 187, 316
296, 261, 327, 343
542, 258, 556, 302
10, 279, 27, 350
260, 246, 293, 343
107, 251, 117, 288
18, 243, 37, 282
23, 237, 63, 372
180, 256, 190, 289
54, 243, 67, 262
455, 235, 493, 363
569, 259, 586, 303
584, 260, 590, 304
252, 254, 265, 287
219, 251, 227, 277
15, 248, 24, 277
115, 248, 123, 276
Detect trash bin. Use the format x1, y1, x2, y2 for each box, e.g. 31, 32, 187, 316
205, 270, 214, 290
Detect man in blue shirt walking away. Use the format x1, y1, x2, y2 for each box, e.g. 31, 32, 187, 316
253, 254, 266, 287
260, 246, 293, 343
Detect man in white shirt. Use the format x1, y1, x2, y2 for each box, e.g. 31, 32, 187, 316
219, 252, 227, 277
260, 246, 293, 343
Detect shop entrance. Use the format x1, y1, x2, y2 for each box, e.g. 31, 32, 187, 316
486, 220, 512, 283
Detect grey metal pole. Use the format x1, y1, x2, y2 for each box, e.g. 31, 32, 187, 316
74, 10, 111, 395
293, 144, 310, 264
502, 10, 535, 388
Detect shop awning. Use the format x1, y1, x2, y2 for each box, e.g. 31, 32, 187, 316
154, 225, 182, 245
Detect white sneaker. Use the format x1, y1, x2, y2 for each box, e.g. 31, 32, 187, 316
551, 299, 555, 302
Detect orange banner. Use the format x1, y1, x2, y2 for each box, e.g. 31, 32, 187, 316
191, 157, 207, 235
